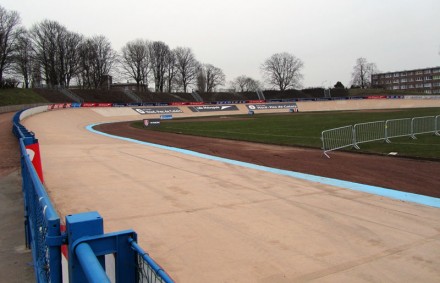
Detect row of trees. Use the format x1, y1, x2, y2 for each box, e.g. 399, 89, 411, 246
1, 6, 384, 92
0, 6, 228, 92
1, 5, 309, 92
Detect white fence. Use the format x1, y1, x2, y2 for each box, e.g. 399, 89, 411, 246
322, 115, 440, 158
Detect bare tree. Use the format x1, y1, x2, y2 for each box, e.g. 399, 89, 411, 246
204, 64, 225, 92
174, 47, 199, 93
13, 30, 33, 88
120, 39, 150, 91
351, 57, 378, 89
0, 5, 23, 83
149, 41, 170, 92
196, 66, 206, 93
260, 52, 303, 91
231, 75, 262, 92
165, 50, 177, 92
31, 20, 82, 88
63, 31, 83, 87
78, 35, 116, 89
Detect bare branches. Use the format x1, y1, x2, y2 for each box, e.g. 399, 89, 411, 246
0, 5, 23, 82
196, 64, 225, 93
231, 75, 262, 92
351, 57, 378, 89
120, 39, 150, 91
78, 35, 116, 89
174, 47, 199, 93
260, 52, 303, 91
149, 41, 170, 92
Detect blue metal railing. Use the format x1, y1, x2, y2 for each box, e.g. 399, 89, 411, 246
129, 238, 174, 283
13, 110, 62, 283
12, 108, 175, 283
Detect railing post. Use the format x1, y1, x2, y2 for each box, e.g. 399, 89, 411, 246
436, 115, 440, 136
66, 212, 105, 283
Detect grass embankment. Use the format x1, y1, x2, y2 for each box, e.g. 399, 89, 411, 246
133, 108, 440, 160
0, 88, 48, 106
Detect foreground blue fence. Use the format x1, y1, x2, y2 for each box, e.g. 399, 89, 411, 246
12, 109, 174, 283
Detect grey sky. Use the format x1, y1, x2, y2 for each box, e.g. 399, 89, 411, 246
2, 0, 440, 88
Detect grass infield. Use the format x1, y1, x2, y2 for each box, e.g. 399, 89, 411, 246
132, 107, 440, 160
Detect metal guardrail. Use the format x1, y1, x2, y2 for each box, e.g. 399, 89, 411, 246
322, 115, 440, 157
129, 239, 174, 283
321, 125, 354, 158
12, 108, 175, 283
13, 110, 62, 283
354, 121, 386, 148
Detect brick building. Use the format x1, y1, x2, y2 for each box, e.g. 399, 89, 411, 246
371, 66, 440, 94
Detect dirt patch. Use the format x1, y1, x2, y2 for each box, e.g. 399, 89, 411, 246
0, 112, 20, 176
95, 121, 440, 199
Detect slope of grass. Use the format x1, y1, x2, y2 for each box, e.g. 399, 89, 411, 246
0, 88, 49, 106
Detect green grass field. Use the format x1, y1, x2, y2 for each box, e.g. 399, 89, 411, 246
0, 88, 48, 106
133, 108, 440, 160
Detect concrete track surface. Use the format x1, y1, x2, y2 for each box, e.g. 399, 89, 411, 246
22, 100, 440, 282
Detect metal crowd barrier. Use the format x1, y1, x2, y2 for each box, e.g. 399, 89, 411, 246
322, 115, 440, 157
321, 126, 354, 158
12, 109, 174, 283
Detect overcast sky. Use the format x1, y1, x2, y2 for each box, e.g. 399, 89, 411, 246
2, 0, 440, 88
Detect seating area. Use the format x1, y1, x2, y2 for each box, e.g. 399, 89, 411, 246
31, 87, 350, 104
263, 90, 306, 100
134, 91, 188, 103
200, 92, 253, 102
70, 89, 135, 103
33, 88, 75, 103
172, 92, 198, 102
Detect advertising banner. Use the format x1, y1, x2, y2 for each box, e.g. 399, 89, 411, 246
96, 103, 112, 107
246, 103, 299, 111
188, 105, 239, 112
133, 107, 183, 114
25, 142, 44, 182
48, 103, 72, 110
160, 114, 173, 120
143, 119, 161, 127
82, 103, 97, 107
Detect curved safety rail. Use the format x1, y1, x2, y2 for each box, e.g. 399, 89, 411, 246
12, 108, 174, 283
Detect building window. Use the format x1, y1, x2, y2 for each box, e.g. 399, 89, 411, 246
393, 73, 399, 77
401, 85, 407, 89
401, 78, 407, 83
416, 77, 423, 81
393, 79, 399, 83
424, 83, 432, 88
433, 82, 440, 87
408, 78, 414, 82
408, 85, 414, 89
393, 86, 400, 90
433, 75, 440, 80
424, 76, 432, 81
416, 83, 424, 88
424, 90, 432, 94
401, 72, 407, 77
433, 89, 440, 94
416, 71, 423, 75
424, 70, 431, 74
433, 69, 440, 73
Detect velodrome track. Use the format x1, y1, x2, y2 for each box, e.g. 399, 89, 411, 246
22, 99, 440, 282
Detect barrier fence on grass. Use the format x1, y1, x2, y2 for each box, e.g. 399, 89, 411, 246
12, 108, 174, 283
322, 115, 440, 158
